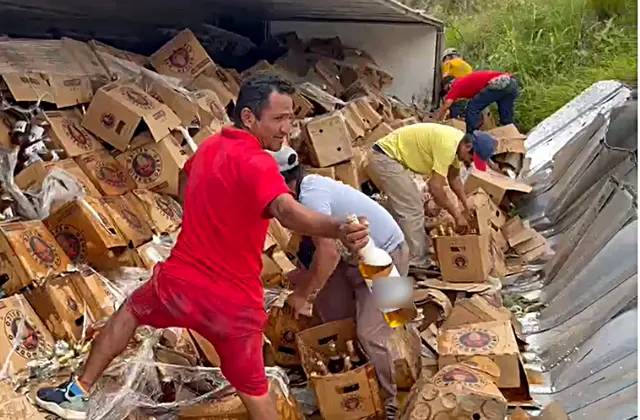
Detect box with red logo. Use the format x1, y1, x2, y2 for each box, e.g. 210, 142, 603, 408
24, 273, 91, 342
75, 149, 137, 196
44, 109, 106, 158
115, 132, 188, 198
0, 221, 72, 295
296, 320, 383, 420
434, 233, 491, 283
128, 189, 182, 234
100, 195, 154, 247
44, 197, 128, 270
0, 295, 55, 377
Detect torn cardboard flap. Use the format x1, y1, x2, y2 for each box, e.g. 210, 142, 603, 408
512, 231, 545, 252
150, 29, 214, 81
1, 72, 93, 108
465, 170, 533, 205
45, 110, 106, 158
100, 195, 154, 247
487, 124, 526, 155
82, 81, 181, 151
188, 64, 240, 108
75, 150, 137, 196
416, 278, 494, 293
442, 295, 512, 330
89, 40, 150, 68
15, 159, 103, 199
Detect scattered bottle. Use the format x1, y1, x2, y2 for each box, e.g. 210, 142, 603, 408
438, 224, 447, 237
343, 355, 353, 372
346, 340, 364, 368
347, 215, 417, 328
327, 341, 345, 374
315, 360, 329, 376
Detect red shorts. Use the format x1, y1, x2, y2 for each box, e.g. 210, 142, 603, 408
125, 266, 268, 396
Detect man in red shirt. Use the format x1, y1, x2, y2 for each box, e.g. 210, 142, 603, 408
437, 70, 519, 134
36, 74, 369, 420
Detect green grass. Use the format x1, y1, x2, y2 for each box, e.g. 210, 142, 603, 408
421, 0, 637, 132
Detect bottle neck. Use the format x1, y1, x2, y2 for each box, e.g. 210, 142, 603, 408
357, 235, 375, 258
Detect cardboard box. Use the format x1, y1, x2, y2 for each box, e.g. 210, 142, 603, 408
45, 197, 128, 269
333, 160, 361, 190
24, 274, 90, 342
488, 124, 526, 155
188, 64, 239, 108
442, 295, 512, 330
362, 122, 393, 148
438, 320, 521, 388
342, 99, 382, 140
297, 320, 384, 420
100, 196, 154, 247
178, 376, 302, 420
0, 112, 13, 148
398, 357, 507, 420
82, 81, 181, 151
261, 254, 284, 287
468, 188, 507, 237
443, 118, 466, 132
0, 295, 55, 376
44, 110, 106, 158
15, 159, 103, 198
70, 268, 114, 321
76, 150, 137, 196
434, 233, 491, 283
351, 147, 372, 186
0, 221, 72, 294
191, 89, 231, 129
115, 133, 188, 197
268, 219, 292, 253
465, 171, 533, 206
150, 29, 213, 81
388, 326, 422, 390
304, 166, 336, 179
89, 39, 150, 67
189, 329, 221, 366
265, 301, 318, 367
305, 113, 353, 167
0, 381, 50, 419
0, 72, 93, 108
129, 190, 182, 233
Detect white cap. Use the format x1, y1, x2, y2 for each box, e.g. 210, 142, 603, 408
268, 146, 299, 172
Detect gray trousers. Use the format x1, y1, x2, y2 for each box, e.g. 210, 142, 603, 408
311, 243, 409, 406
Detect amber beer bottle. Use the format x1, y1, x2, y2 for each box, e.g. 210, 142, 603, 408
347, 215, 417, 328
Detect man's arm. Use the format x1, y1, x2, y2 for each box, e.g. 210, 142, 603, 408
436, 99, 454, 121
447, 166, 470, 214
295, 237, 340, 299
428, 173, 464, 222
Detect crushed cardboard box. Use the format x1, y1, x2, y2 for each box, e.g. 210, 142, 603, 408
465, 170, 533, 207
116, 132, 188, 197
0, 72, 93, 108
45, 197, 128, 269
100, 195, 154, 247
265, 300, 318, 367
82, 81, 181, 151
15, 159, 103, 199
45, 110, 107, 158
438, 320, 521, 389
0, 295, 55, 376
388, 326, 422, 391
398, 356, 507, 420
129, 189, 182, 233
0, 220, 72, 294
71, 268, 114, 321
75, 149, 137, 196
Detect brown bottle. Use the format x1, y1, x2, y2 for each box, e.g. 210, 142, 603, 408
438, 224, 447, 237
327, 341, 345, 374
315, 360, 329, 376
446, 225, 455, 236
346, 340, 363, 367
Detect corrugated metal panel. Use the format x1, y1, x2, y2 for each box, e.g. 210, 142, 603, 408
0, 0, 442, 26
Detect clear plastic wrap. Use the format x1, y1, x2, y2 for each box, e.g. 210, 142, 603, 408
0, 147, 39, 220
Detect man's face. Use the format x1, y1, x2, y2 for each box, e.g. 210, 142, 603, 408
457, 143, 474, 167
241, 91, 294, 152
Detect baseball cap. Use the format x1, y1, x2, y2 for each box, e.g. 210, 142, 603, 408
268, 146, 299, 173
470, 131, 497, 172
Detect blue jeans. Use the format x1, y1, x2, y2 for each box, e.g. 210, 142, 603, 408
450, 99, 469, 119
465, 78, 518, 134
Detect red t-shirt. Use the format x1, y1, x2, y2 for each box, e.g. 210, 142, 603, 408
445, 70, 509, 101
159, 127, 290, 325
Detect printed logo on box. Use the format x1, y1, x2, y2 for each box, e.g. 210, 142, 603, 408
453, 330, 499, 353
434, 367, 486, 389
100, 113, 116, 128
341, 395, 364, 412
4, 309, 52, 359
128, 149, 163, 184
453, 255, 468, 269
120, 205, 146, 234
53, 225, 88, 264
22, 230, 62, 269
95, 163, 128, 188
165, 45, 195, 73
61, 119, 94, 151
66, 296, 79, 314
155, 195, 182, 221
120, 86, 154, 110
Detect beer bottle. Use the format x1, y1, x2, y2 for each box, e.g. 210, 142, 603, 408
438, 224, 447, 237
346, 340, 363, 367
315, 360, 329, 376
347, 215, 417, 328
327, 341, 345, 374
343, 355, 353, 372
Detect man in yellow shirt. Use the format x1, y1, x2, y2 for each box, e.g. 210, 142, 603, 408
441, 48, 473, 120
367, 123, 496, 270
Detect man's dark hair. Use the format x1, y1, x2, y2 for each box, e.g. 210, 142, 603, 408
441, 76, 455, 93
232, 72, 296, 128
281, 165, 305, 197
459, 133, 474, 154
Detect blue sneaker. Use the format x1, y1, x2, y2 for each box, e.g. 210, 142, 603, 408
36, 379, 88, 420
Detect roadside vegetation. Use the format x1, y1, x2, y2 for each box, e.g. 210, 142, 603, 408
404, 0, 638, 131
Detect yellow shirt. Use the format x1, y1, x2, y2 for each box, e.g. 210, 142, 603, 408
442, 58, 472, 79
376, 123, 463, 177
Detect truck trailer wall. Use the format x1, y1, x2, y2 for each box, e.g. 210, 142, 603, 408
270, 21, 439, 106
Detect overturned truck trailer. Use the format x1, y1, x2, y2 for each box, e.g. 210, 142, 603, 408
0, 0, 444, 107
